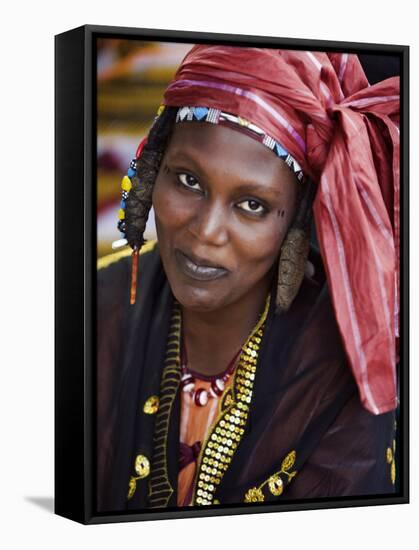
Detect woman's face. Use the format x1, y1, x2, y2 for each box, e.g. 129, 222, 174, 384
152, 121, 299, 313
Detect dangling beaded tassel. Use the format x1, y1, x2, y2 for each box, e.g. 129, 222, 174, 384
110, 135, 150, 304
127, 137, 149, 304
130, 246, 139, 305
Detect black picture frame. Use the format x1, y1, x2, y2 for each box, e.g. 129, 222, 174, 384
55, 24, 409, 525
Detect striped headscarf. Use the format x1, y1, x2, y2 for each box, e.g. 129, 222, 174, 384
158, 45, 400, 416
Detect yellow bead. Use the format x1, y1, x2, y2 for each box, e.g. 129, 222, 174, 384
118, 208, 125, 220
121, 175, 132, 192
238, 116, 250, 127
157, 104, 165, 116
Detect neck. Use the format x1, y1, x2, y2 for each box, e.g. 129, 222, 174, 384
180, 277, 272, 377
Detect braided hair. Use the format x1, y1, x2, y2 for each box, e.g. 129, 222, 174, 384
275, 175, 316, 314
125, 106, 178, 251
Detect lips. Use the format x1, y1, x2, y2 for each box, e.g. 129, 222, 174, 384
174, 249, 229, 282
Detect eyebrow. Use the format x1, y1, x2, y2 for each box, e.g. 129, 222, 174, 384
166, 149, 283, 197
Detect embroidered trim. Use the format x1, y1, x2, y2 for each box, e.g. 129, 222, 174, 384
243, 450, 298, 503
147, 302, 182, 508
97, 239, 157, 270
386, 438, 396, 485
191, 294, 272, 506
127, 454, 151, 500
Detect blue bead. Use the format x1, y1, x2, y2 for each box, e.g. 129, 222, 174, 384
194, 106, 209, 120
274, 141, 289, 158
120, 200, 126, 209
128, 167, 136, 178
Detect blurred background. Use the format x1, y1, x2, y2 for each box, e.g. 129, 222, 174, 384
97, 39, 194, 258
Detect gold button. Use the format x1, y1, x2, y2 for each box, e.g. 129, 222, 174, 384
143, 395, 159, 414
135, 454, 150, 478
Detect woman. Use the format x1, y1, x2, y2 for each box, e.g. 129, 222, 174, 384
97, 45, 400, 512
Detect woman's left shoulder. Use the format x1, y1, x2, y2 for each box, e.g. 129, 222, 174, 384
286, 393, 399, 499
97, 239, 158, 272
96, 240, 159, 301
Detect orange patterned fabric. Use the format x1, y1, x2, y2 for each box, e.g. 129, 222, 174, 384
177, 365, 237, 506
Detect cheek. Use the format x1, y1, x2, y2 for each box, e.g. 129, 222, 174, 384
152, 179, 170, 226
152, 179, 190, 232
232, 218, 285, 273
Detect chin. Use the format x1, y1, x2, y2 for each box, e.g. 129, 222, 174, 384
170, 283, 224, 313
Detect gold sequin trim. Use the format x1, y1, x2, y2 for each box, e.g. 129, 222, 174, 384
244, 450, 298, 503
192, 294, 271, 506
143, 395, 160, 414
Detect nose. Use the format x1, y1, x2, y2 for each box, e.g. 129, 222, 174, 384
188, 199, 229, 246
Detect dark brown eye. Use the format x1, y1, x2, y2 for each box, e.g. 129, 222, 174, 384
236, 199, 266, 214
177, 173, 203, 192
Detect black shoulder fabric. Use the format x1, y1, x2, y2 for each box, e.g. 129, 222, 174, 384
96, 244, 174, 512
97, 253, 131, 509
358, 53, 400, 85
283, 392, 398, 499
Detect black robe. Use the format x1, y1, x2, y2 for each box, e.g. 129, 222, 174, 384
96, 241, 398, 513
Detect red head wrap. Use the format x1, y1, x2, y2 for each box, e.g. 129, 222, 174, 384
161, 45, 400, 415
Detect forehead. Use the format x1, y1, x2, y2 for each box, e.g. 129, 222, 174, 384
165, 121, 297, 189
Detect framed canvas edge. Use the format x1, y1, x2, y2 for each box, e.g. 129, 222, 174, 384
54, 23, 410, 526
84, 23, 409, 52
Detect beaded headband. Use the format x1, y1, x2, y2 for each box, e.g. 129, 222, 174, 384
174, 105, 305, 183
113, 103, 305, 249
